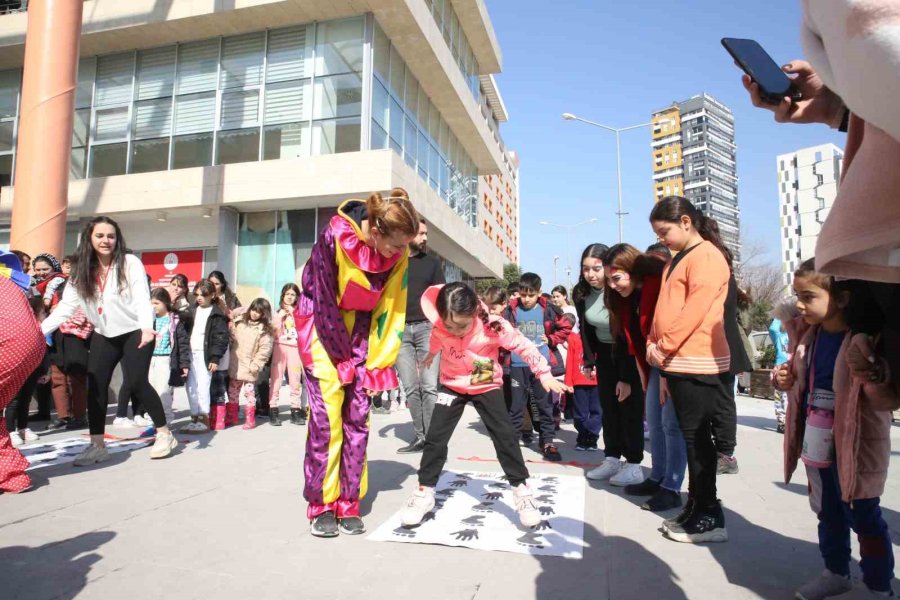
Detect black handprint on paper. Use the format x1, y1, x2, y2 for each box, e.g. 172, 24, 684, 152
421, 511, 436, 524
482, 492, 503, 501
456, 473, 473, 480
498, 475, 510, 480
450, 479, 468, 488
537, 485, 557, 493
461, 515, 485, 527
534, 495, 555, 504
488, 482, 508, 490
451, 529, 480, 541
393, 526, 417, 538
539, 505, 555, 516
543, 476, 559, 483
472, 501, 495, 513
435, 488, 456, 497
516, 532, 545, 549
532, 520, 553, 531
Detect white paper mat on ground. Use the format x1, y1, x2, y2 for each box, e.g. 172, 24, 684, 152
368, 471, 585, 558
20, 437, 153, 470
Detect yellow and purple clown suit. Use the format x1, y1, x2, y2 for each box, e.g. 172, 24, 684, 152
295, 200, 408, 520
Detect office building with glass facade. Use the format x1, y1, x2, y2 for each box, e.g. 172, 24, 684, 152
0, 0, 515, 301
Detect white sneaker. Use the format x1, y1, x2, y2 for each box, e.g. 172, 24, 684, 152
113, 417, 137, 428
610, 463, 645, 487
513, 484, 542, 527
133, 415, 153, 427
9, 431, 23, 447
149, 431, 178, 459
400, 486, 436, 526
73, 444, 111, 467
586, 457, 622, 481
794, 569, 852, 600
19, 428, 39, 443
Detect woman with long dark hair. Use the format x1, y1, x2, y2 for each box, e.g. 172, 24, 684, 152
647, 196, 732, 543
42, 216, 178, 466
604, 243, 687, 512
207, 270, 241, 313
573, 243, 645, 487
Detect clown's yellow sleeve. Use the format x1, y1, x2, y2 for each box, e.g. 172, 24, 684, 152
364, 253, 409, 391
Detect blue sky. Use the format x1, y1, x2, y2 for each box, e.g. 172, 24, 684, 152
486, 0, 844, 289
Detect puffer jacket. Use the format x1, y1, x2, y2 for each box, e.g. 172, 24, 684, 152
228, 316, 274, 383
776, 312, 898, 502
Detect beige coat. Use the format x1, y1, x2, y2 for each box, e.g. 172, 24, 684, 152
779, 319, 898, 502
228, 317, 274, 383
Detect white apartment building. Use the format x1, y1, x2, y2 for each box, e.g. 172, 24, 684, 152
776, 143, 844, 290
0, 0, 518, 301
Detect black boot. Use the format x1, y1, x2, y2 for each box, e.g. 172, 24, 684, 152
269, 406, 281, 426
298, 408, 307, 425
290, 408, 300, 425
665, 500, 727, 544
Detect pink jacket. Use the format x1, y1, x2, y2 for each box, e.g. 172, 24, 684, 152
778, 318, 898, 502
422, 285, 552, 396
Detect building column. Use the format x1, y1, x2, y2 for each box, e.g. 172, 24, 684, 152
9, 0, 83, 259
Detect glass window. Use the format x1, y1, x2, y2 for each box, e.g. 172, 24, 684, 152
0, 69, 20, 119
315, 17, 364, 76
176, 40, 219, 95
130, 138, 170, 173
450, 11, 460, 60
95, 53, 134, 106
174, 92, 215, 135
389, 46, 404, 97
267, 26, 312, 83
389, 98, 403, 148
94, 106, 129, 142
371, 119, 387, 150
172, 133, 213, 169
136, 46, 176, 100
429, 100, 440, 139
220, 89, 260, 129
418, 130, 428, 179
312, 73, 362, 120
429, 143, 439, 189
70, 146, 87, 180
419, 94, 431, 133
373, 22, 390, 81
312, 117, 360, 155
404, 117, 416, 169
72, 108, 90, 149
75, 59, 96, 109
221, 32, 265, 89
0, 121, 13, 152
263, 122, 310, 160
89, 142, 128, 177
0, 154, 12, 185
133, 98, 173, 139
405, 74, 418, 118
264, 79, 311, 124
372, 79, 389, 131
217, 128, 261, 164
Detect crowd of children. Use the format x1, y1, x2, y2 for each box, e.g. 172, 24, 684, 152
2, 193, 896, 598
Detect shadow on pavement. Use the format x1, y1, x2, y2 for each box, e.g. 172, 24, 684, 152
532, 516, 688, 600
736, 414, 780, 434
361, 459, 415, 516
0, 530, 115, 600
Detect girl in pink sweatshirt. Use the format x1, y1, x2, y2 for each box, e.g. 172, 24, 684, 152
399, 282, 571, 529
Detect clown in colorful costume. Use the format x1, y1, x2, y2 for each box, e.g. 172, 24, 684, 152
295, 199, 409, 521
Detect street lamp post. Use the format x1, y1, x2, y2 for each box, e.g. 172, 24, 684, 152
540, 218, 598, 288
562, 113, 653, 243
552, 255, 560, 286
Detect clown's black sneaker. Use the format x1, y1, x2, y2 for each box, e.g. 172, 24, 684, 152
310, 511, 339, 538
338, 516, 366, 535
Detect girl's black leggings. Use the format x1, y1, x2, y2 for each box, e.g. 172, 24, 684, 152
87, 330, 166, 435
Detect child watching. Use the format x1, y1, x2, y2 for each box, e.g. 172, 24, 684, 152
227, 298, 274, 430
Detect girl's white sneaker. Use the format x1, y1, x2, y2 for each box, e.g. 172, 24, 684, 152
513, 484, 542, 528
586, 457, 622, 481
19, 428, 40, 442
400, 486, 436, 526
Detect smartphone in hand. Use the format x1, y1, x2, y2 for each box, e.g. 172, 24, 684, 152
722, 38, 801, 104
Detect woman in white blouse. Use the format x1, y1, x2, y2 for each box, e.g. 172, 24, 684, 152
42, 217, 178, 465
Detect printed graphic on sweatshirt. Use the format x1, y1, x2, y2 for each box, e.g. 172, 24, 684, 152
470, 356, 495, 385
369, 470, 586, 558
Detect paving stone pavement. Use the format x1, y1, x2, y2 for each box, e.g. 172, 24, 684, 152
2, 391, 898, 600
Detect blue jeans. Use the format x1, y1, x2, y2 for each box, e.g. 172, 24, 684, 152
646, 368, 687, 492
807, 463, 894, 592
572, 385, 602, 441
395, 321, 440, 443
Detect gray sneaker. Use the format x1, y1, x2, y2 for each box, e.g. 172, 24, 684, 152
73, 444, 111, 467
717, 453, 739, 475
795, 570, 852, 600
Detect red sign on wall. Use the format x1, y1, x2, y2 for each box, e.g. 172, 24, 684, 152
142, 250, 205, 289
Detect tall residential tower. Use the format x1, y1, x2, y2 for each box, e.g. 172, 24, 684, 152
651, 93, 740, 261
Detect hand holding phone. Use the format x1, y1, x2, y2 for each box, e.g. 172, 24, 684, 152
722, 38, 800, 104
741, 60, 846, 127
